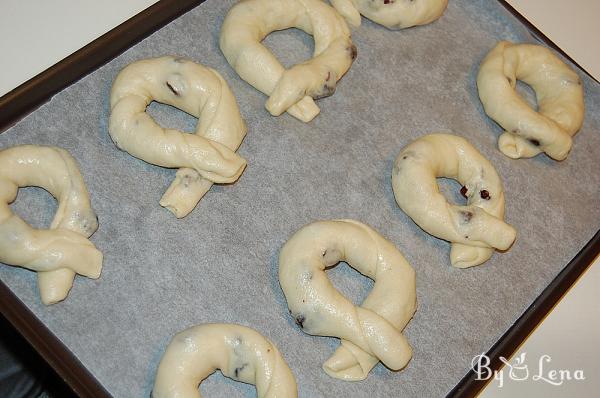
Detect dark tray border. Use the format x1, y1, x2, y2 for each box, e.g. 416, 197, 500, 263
0, 282, 111, 397
0, 1, 598, 397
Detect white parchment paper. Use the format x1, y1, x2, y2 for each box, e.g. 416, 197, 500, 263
1, 0, 599, 396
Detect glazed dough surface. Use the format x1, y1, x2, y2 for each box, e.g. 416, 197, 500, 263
109, 56, 247, 218
153, 323, 297, 398
0, 145, 102, 305
220, 0, 356, 123
279, 219, 416, 380
477, 41, 585, 161
392, 133, 516, 268
330, 0, 448, 29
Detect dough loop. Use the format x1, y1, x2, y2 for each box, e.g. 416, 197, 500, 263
279, 219, 416, 380
220, 0, 356, 123
477, 41, 585, 161
392, 133, 516, 268
109, 56, 247, 218
152, 323, 297, 398
330, 0, 448, 29
0, 145, 102, 305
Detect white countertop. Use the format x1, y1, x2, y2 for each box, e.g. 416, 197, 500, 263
0, 1, 598, 397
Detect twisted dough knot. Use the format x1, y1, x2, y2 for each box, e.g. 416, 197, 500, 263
152, 323, 297, 398
477, 41, 585, 161
330, 0, 448, 29
279, 219, 416, 380
220, 0, 356, 123
0, 145, 102, 304
109, 56, 247, 218
392, 133, 517, 268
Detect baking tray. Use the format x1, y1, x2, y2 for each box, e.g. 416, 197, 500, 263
1, 0, 599, 397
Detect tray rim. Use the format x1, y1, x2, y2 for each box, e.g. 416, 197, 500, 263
0, 0, 598, 397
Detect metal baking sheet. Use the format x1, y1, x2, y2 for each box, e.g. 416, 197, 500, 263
1, 0, 599, 396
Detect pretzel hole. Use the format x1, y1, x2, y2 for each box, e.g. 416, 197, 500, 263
199, 370, 255, 397
10, 187, 57, 229
145, 101, 198, 134
437, 178, 467, 206
514, 79, 538, 112
326, 261, 374, 306
262, 28, 314, 69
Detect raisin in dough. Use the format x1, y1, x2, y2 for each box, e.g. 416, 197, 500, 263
279, 219, 416, 380
0, 145, 102, 305
330, 0, 448, 29
477, 41, 585, 161
152, 323, 297, 398
392, 133, 516, 268
109, 56, 247, 218
220, 0, 357, 123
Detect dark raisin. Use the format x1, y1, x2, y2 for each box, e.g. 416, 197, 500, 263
313, 83, 336, 100
348, 44, 357, 61
166, 82, 179, 96
528, 138, 540, 147
234, 363, 247, 378
295, 315, 305, 329
460, 186, 468, 198
460, 211, 473, 223
480, 190, 490, 200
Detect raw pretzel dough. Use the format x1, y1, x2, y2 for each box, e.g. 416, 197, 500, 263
391, 133, 516, 268
0, 145, 102, 305
279, 219, 416, 380
109, 56, 247, 218
152, 323, 297, 398
477, 41, 585, 161
330, 0, 448, 29
220, 0, 356, 123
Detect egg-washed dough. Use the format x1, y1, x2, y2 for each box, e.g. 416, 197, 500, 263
477, 41, 585, 161
109, 56, 247, 218
392, 133, 516, 268
279, 219, 416, 381
330, 0, 448, 29
220, 0, 357, 123
152, 323, 297, 398
0, 145, 102, 305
